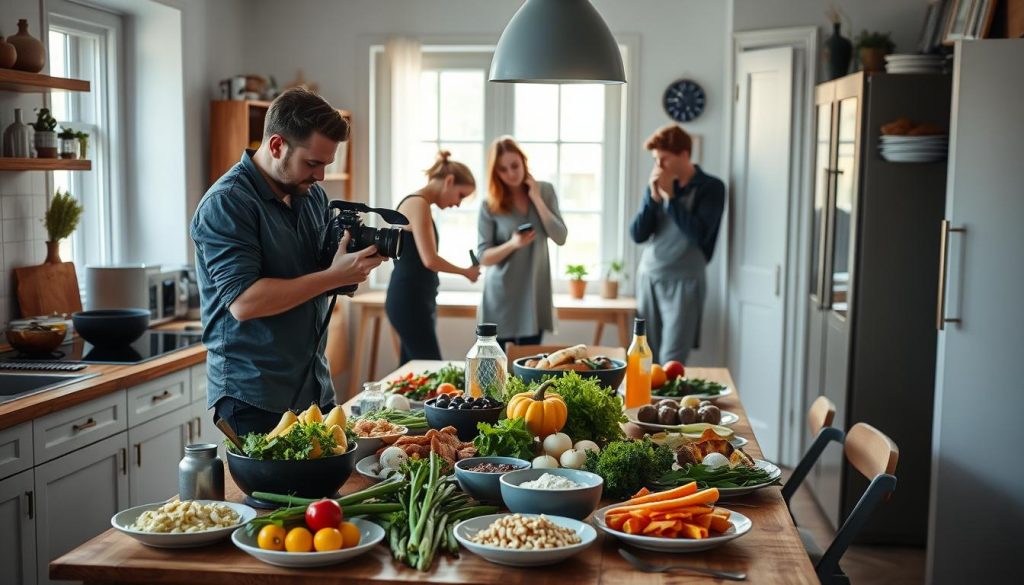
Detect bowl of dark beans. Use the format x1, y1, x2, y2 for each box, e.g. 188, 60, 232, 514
423, 395, 504, 441
454, 456, 530, 504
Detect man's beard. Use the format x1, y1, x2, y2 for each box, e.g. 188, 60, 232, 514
271, 174, 314, 197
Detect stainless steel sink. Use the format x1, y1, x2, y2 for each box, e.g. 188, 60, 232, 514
0, 373, 98, 404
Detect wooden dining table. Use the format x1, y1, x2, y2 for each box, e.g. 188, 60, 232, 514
50, 362, 817, 584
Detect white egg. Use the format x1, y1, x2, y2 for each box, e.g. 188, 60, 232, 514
559, 448, 587, 470
379, 446, 409, 470
532, 455, 559, 469
385, 393, 411, 411
573, 440, 600, 455
702, 452, 730, 469
542, 432, 573, 458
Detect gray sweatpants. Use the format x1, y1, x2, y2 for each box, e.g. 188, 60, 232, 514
636, 271, 705, 364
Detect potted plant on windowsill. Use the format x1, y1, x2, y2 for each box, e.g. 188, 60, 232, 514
58, 127, 80, 159
43, 189, 84, 264
600, 260, 626, 300
854, 30, 894, 74
31, 108, 58, 158
566, 264, 588, 300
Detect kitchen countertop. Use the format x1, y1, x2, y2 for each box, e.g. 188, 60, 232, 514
0, 321, 206, 431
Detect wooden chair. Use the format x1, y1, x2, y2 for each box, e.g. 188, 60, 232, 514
505, 343, 626, 362
781, 396, 842, 506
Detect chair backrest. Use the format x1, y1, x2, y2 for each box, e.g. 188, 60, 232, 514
843, 422, 899, 479
506, 343, 626, 362
807, 395, 836, 436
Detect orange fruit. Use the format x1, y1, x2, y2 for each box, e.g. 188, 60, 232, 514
650, 364, 667, 389
339, 521, 361, 549
437, 382, 458, 395
313, 527, 343, 551
257, 525, 286, 551
284, 526, 313, 552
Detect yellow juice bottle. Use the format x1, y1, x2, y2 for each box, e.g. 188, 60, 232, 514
625, 318, 652, 409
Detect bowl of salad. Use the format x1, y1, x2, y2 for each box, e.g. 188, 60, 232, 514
384, 363, 465, 406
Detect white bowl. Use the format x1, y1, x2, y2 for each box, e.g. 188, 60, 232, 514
111, 500, 256, 548
231, 517, 385, 568
624, 406, 739, 433
355, 454, 403, 483
454, 513, 596, 567
592, 504, 752, 552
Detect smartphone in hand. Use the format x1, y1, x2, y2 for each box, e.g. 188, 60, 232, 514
469, 249, 480, 266
517, 222, 534, 234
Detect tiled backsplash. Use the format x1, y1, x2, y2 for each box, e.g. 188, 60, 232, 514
0, 171, 50, 332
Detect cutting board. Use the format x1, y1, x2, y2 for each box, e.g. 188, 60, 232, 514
14, 261, 83, 317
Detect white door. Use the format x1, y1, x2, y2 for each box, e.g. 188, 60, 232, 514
728, 46, 793, 461
0, 469, 36, 585
927, 40, 1024, 585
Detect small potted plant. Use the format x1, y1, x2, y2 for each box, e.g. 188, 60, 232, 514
43, 189, 84, 264
75, 130, 90, 159
58, 127, 79, 159
31, 108, 58, 158
565, 264, 588, 300
600, 260, 626, 300
854, 30, 895, 74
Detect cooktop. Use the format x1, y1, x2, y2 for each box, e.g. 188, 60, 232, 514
0, 330, 204, 367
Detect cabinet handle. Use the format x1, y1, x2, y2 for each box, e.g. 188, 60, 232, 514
72, 418, 97, 432
136, 444, 142, 467
937, 220, 967, 330
774, 265, 781, 297
120, 447, 127, 475
187, 420, 194, 442
151, 390, 173, 403
195, 417, 202, 437
25, 491, 33, 519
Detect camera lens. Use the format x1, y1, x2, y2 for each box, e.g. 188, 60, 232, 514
373, 226, 404, 258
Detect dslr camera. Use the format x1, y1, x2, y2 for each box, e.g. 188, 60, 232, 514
319, 200, 409, 296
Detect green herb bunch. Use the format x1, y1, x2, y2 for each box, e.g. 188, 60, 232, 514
44, 189, 84, 242
474, 416, 535, 459
32, 108, 58, 132
506, 373, 626, 445
583, 437, 675, 500
565, 264, 588, 281
233, 421, 341, 461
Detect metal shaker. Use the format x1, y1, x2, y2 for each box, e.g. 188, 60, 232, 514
178, 443, 225, 500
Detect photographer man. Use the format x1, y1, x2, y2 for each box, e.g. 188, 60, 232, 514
191, 88, 385, 436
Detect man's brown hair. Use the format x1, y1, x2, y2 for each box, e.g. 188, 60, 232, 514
644, 124, 692, 155
264, 87, 349, 145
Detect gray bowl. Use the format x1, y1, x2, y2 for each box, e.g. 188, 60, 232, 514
454, 457, 531, 504
499, 468, 604, 520
512, 357, 626, 391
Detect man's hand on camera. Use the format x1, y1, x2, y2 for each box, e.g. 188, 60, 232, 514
330, 231, 386, 287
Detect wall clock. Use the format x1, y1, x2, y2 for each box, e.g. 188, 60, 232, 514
663, 78, 706, 123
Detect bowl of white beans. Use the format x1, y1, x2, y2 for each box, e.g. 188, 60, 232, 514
111, 499, 256, 548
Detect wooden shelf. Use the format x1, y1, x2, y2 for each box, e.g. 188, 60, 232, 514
324, 172, 350, 181
0, 158, 92, 171
0, 69, 90, 93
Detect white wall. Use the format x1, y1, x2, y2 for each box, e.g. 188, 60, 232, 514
238, 0, 732, 382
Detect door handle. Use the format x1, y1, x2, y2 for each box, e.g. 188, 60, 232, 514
937, 220, 966, 330
195, 417, 202, 437
72, 418, 97, 432
25, 491, 34, 519
120, 447, 127, 475
187, 420, 194, 443
151, 390, 173, 403
136, 444, 142, 467
774, 265, 782, 297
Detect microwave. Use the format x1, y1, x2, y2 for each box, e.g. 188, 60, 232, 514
86, 265, 189, 325
148, 269, 190, 324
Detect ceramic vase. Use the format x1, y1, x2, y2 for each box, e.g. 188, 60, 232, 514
3, 108, 33, 157
45, 242, 62, 264
860, 48, 887, 73
34, 130, 57, 158
8, 19, 45, 73
0, 28, 17, 69
600, 280, 619, 300
823, 22, 852, 81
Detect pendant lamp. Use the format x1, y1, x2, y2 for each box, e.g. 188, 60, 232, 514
489, 0, 626, 84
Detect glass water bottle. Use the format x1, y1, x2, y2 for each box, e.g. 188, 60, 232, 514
465, 323, 507, 398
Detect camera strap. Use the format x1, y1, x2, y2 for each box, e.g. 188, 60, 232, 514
288, 292, 338, 411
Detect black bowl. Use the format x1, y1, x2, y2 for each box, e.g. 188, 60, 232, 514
512, 356, 626, 390
423, 397, 503, 441
72, 309, 150, 347
226, 442, 358, 507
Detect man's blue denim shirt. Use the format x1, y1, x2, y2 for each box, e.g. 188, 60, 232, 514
190, 150, 333, 414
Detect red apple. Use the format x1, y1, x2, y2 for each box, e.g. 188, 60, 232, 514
664, 360, 685, 380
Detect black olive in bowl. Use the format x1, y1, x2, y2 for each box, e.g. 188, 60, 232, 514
423, 396, 503, 441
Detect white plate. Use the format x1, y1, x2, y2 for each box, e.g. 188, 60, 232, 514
111, 500, 256, 548
879, 143, 948, 151
881, 152, 946, 163
592, 504, 752, 553
355, 454, 403, 482
619, 385, 734, 403
651, 431, 749, 449
231, 517, 384, 568
676, 459, 783, 498
624, 406, 739, 432
879, 135, 947, 143
454, 513, 597, 567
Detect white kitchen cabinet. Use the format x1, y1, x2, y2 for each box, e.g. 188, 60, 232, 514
126, 369, 190, 427
190, 364, 208, 404
0, 469, 36, 585
0, 422, 34, 481
127, 406, 191, 507
34, 432, 128, 585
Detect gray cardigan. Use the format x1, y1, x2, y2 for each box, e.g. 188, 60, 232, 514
476, 181, 567, 338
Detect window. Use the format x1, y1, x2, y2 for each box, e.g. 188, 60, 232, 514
373, 45, 627, 290
48, 2, 123, 289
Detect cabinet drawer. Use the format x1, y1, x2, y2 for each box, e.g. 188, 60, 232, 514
191, 364, 208, 404
127, 369, 190, 427
33, 391, 127, 464
0, 422, 33, 481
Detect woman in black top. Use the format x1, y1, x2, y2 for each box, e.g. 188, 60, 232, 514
386, 151, 480, 363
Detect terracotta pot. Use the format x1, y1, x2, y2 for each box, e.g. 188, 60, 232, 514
8, 19, 45, 72
859, 48, 886, 73
0, 29, 17, 69
34, 130, 57, 158
568, 279, 587, 300
45, 241, 61, 264
600, 280, 619, 300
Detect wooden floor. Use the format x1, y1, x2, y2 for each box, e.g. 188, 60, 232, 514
786, 471, 927, 585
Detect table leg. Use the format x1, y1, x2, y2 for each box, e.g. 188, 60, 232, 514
617, 311, 631, 348
368, 314, 382, 382
389, 324, 401, 362
349, 307, 370, 396
593, 321, 605, 346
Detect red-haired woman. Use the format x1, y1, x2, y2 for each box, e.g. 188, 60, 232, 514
476, 136, 567, 348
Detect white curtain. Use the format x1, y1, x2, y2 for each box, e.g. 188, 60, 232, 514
386, 37, 422, 204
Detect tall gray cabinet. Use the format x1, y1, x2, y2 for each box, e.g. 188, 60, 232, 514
804, 71, 951, 545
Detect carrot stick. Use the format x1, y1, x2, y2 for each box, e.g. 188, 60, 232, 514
709, 515, 732, 533
679, 522, 707, 539
605, 488, 720, 514
631, 486, 651, 499
624, 482, 698, 505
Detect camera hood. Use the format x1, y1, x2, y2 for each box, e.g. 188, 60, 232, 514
327, 200, 409, 225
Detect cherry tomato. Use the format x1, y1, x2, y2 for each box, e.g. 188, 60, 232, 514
305, 499, 343, 533
257, 525, 286, 551
313, 527, 343, 551
285, 526, 313, 552
339, 521, 361, 548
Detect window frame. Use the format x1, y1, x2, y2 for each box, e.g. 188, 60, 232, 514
371, 42, 630, 293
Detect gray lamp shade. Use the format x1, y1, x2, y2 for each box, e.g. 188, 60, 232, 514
489, 0, 626, 84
